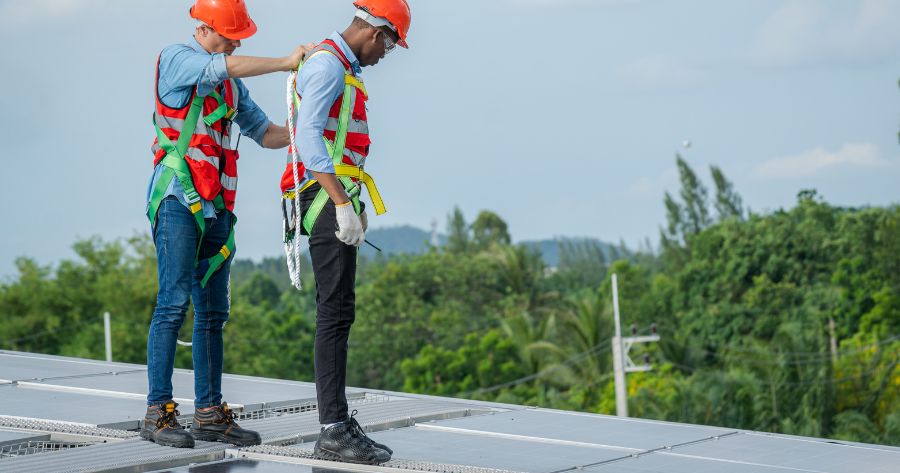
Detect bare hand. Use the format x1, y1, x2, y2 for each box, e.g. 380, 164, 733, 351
285, 43, 318, 71
303, 42, 316, 58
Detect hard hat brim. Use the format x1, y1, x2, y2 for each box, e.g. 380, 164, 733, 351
219, 19, 257, 40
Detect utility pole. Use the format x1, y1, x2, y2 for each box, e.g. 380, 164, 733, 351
103, 312, 112, 362
611, 273, 660, 417
829, 317, 838, 363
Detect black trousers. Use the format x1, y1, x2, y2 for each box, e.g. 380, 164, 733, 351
299, 186, 359, 424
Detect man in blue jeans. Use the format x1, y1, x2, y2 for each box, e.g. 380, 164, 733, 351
143, 0, 311, 448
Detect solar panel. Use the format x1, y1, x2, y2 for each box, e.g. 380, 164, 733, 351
0, 349, 897, 473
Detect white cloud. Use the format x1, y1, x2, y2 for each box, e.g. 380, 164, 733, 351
615, 55, 706, 89
628, 166, 679, 197
754, 143, 893, 179
0, 0, 111, 27
750, 0, 900, 67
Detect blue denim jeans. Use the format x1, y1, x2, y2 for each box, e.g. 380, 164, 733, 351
147, 196, 234, 409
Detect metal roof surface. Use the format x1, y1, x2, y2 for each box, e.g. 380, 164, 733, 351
0, 349, 897, 473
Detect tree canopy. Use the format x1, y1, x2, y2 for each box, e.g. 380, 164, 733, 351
1, 159, 896, 445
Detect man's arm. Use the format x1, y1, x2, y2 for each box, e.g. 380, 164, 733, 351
295, 55, 348, 203
311, 172, 350, 205
158, 44, 309, 108
232, 79, 280, 148
225, 44, 308, 78
259, 122, 290, 149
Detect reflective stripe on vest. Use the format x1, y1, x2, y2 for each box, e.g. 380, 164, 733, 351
147, 54, 239, 287
151, 55, 240, 211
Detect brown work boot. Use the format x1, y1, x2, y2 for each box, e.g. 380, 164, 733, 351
140, 401, 195, 448
190, 402, 261, 446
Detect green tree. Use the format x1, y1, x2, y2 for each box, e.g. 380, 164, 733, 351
446, 207, 469, 254
470, 210, 511, 250
711, 165, 744, 221
677, 155, 711, 236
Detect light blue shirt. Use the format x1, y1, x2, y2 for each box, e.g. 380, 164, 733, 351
147, 37, 271, 218
294, 32, 363, 180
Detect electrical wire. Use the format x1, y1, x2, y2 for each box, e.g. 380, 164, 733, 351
456, 339, 612, 397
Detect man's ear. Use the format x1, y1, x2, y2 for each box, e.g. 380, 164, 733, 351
371, 28, 383, 44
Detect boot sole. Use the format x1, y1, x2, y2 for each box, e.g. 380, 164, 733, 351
190, 430, 261, 447
314, 447, 390, 465
139, 430, 195, 449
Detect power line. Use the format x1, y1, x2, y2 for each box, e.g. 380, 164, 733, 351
715, 334, 900, 360
662, 354, 899, 387
0, 320, 96, 346
455, 339, 612, 398
682, 334, 900, 366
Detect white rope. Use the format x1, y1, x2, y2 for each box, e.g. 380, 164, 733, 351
284, 69, 304, 290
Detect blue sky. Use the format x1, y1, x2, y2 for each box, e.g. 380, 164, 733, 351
0, 0, 898, 278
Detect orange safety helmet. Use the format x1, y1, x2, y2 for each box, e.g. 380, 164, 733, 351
353, 0, 411, 48
189, 0, 258, 40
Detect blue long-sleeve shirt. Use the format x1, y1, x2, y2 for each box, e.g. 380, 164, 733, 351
294, 32, 362, 180
147, 37, 271, 218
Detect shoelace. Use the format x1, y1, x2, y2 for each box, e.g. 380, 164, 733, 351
220, 406, 238, 425
348, 410, 393, 455
156, 407, 181, 429
209, 403, 242, 427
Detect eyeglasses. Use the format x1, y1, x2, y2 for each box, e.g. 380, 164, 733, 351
382, 31, 396, 56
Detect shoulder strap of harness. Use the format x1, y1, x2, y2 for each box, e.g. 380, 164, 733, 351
286, 46, 384, 236
148, 89, 235, 287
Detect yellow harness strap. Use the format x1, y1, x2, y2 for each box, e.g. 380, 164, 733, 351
282, 165, 386, 216
284, 57, 383, 215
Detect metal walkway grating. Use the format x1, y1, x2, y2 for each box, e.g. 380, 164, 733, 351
0, 415, 138, 440
241, 398, 493, 446
0, 440, 100, 459
0, 438, 226, 473
0, 396, 496, 472
236, 444, 524, 473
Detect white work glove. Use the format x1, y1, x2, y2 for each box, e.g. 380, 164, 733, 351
334, 202, 365, 247
360, 209, 368, 232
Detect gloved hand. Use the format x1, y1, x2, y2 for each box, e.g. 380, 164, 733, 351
334, 202, 364, 247
360, 209, 368, 232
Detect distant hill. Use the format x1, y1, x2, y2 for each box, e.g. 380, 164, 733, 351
362, 225, 615, 267
232, 225, 617, 290
519, 238, 615, 267
359, 225, 445, 257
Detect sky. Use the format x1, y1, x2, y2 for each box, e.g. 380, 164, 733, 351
0, 0, 898, 278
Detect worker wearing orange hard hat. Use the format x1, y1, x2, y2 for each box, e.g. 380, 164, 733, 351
279, 0, 411, 465
142, 0, 314, 449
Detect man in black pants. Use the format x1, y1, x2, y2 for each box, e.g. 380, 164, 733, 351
279, 0, 412, 466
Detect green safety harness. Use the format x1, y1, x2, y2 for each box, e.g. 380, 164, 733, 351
147, 90, 237, 288
282, 50, 387, 290
282, 51, 386, 238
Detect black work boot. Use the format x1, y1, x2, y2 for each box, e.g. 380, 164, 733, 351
140, 401, 195, 448
190, 402, 261, 446
347, 410, 393, 455
314, 419, 391, 465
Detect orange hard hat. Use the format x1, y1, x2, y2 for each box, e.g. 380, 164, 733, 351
353, 0, 411, 48
190, 0, 257, 40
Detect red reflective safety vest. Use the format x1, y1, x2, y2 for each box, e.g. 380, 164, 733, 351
151, 56, 240, 211
279, 39, 371, 193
